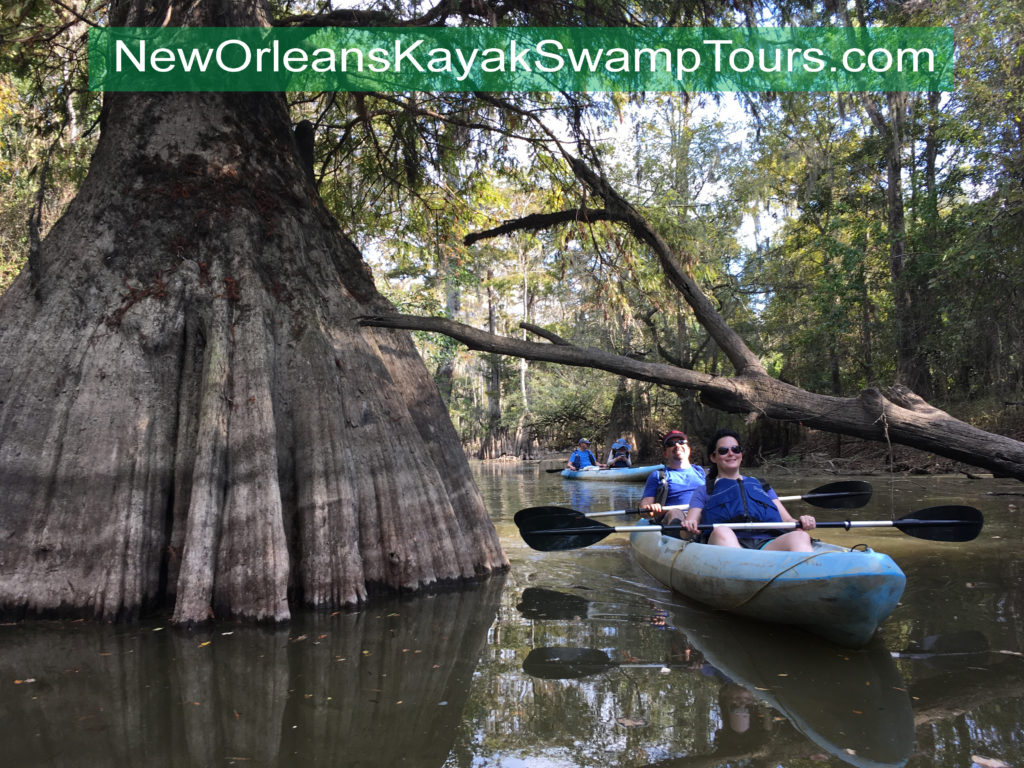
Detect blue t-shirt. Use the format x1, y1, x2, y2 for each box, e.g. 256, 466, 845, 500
569, 449, 598, 469
642, 465, 707, 507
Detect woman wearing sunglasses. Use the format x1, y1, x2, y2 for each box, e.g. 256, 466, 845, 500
676, 428, 817, 551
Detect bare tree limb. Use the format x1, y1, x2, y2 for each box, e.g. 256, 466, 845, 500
464, 208, 623, 246
358, 312, 1024, 479
273, 0, 457, 27
520, 322, 571, 345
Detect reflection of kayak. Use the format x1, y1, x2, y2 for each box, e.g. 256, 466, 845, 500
515, 586, 914, 768
675, 608, 914, 768
561, 464, 662, 481
631, 521, 905, 647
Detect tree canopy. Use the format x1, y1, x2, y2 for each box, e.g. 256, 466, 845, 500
1, 0, 1023, 608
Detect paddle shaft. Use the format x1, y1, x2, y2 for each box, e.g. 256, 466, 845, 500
581, 504, 686, 519
529, 517, 981, 535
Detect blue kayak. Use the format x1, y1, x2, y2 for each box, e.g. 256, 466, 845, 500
561, 464, 663, 482
630, 521, 906, 647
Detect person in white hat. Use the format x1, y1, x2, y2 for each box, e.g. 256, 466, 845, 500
606, 439, 633, 468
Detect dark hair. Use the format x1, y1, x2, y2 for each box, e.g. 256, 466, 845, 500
705, 428, 742, 483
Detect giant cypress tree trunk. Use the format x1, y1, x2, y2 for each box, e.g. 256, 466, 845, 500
0, 0, 506, 623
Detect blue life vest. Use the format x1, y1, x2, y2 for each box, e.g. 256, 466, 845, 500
702, 476, 780, 526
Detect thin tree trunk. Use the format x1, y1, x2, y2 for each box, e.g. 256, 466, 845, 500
862, 91, 930, 397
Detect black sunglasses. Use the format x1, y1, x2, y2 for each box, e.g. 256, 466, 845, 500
665, 439, 688, 447
715, 445, 743, 455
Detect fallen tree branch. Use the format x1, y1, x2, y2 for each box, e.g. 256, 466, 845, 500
359, 312, 1024, 480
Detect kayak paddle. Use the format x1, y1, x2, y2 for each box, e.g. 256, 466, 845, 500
514, 480, 874, 528
517, 505, 984, 552
523, 646, 674, 679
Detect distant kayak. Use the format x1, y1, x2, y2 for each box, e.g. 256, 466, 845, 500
560, 464, 663, 482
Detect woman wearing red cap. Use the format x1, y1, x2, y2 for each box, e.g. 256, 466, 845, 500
639, 430, 706, 528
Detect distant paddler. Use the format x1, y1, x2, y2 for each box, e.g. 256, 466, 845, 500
566, 437, 605, 471
605, 439, 633, 469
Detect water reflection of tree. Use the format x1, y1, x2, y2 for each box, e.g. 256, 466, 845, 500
0, 577, 506, 768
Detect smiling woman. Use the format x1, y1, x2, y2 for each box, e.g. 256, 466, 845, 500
678, 428, 818, 552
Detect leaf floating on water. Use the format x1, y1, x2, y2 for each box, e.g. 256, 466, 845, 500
616, 717, 647, 728
971, 756, 1011, 768
199, 641, 211, 648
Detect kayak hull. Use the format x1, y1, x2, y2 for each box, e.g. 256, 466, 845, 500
561, 464, 662, 482
630, 523, 906, 647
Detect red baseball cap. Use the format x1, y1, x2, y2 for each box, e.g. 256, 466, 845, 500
662, 430, 688, 447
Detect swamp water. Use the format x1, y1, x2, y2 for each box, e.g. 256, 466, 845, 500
1, 465, 1022, 767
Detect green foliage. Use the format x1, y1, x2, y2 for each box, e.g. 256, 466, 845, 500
0, 72, 95, 294
3, 0, 1022, 451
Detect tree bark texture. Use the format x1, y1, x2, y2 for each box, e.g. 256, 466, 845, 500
359, 313, 1024, 481
0, 3, 506, 624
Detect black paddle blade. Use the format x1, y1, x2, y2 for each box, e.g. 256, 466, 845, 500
896, 505, 984, 542
516, 511, 615, 552
523, 647, 616, 679
802, 480, 873, 509
513, 505, 581, 528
